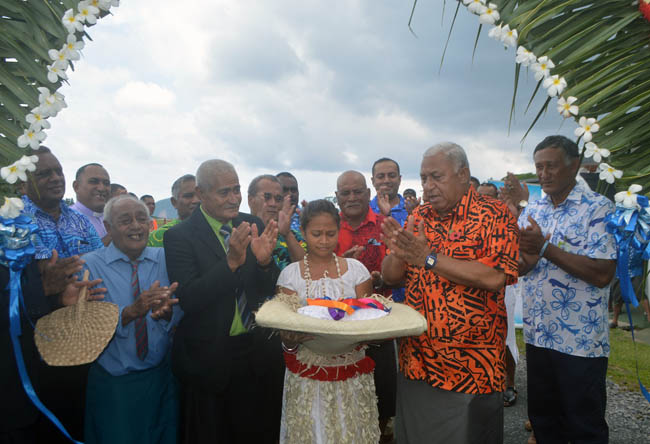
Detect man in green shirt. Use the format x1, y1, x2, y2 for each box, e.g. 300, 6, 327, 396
148, 174, 199, 247
163, 160, 280, 444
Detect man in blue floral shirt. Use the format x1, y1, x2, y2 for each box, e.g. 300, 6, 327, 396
518, 135, 616, 444
21, 146, 104, 443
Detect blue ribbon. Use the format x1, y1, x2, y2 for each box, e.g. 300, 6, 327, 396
1, 214, 83, 443
605, 197, 650, 404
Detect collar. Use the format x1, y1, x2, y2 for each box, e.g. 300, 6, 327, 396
340, 206, 380, 231
72, 200, 103, 218
200, 205, 232, 235
104, 242, 158, 265
424, 185, 474, 222
22, 195, 71, 220
540, 181, 584, 207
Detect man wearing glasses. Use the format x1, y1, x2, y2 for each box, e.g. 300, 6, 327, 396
248, 175, 306, 270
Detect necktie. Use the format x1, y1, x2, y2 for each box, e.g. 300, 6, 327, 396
131, 261, 148, 360
219, 225, 254, 330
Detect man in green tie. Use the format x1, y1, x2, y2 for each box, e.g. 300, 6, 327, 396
163, 159, 280, 444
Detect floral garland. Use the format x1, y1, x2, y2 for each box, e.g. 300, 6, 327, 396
0, 0, 119, 217
463, 0, 627, 185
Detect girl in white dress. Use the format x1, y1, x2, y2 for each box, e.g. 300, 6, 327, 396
276, 200, 380, 444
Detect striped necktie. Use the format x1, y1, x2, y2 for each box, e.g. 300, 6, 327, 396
219, 225, 254, 330
131, 261, 148, 360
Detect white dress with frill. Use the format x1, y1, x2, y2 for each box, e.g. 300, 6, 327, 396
276, 258, 380, 444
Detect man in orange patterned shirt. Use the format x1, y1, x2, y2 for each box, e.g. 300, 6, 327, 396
382, 142, 519, 444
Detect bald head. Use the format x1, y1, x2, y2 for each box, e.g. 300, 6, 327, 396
337, 170, 367, 190
336, 170, 370, 222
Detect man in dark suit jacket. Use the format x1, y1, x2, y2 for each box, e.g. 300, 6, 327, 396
163, 159, 280, 444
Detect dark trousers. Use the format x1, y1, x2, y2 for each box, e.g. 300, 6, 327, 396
366, 340, 397, 420
35, 364, 88, 444
178, 334, 278, 444
0, 427, 36, 444
526, 344, 608, 444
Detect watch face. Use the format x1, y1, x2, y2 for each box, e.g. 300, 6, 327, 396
426, 256, 435, 266
518, 200, 528, 208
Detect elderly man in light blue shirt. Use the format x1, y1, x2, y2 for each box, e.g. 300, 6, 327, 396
82, 194, 182, 444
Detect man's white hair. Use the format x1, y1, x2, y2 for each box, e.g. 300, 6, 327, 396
196, 159, 236, 191
423, 142, 469, 172
104, 194, 150, 225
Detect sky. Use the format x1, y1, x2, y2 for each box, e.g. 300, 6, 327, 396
47, 0, 573, 209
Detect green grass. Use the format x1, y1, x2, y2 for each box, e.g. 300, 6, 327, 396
515, 328, 650, 390
607, 328, 650, 390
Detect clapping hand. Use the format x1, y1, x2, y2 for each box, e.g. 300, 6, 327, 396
226, 222, 252, 271
60, 275, 106, 306
278, 195, 296, 237
40, 250, 84, 296
520, 216, 548, 256
377, 193, 392, 216
382, 215, 431, 266
150, 282, 180, 321
251, 220, 279, 266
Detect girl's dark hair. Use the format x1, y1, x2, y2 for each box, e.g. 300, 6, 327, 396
300, 199, 340, 230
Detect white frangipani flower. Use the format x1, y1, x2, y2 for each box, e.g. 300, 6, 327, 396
516, 46, 536, 66
557, 96, 579, 118
77, 1, 100, 24
61, 34, 84, 61
47, 48, 69, 68
0, 197, 25, 219
532, 56, 555, 81
615, 184, 643, 209
598, 163, 623, 184
17, 128, 46, 149
463, 0, 486, 15
62, 9, 84, 33
501, 25, 518, 47
26, 107, 51, 131
47, 63, 68, 83
479, 3, 500, 25
583, 142, 610, 163
574, 116, 599, 142
488, 24, 503, 40
1, 163, 26, 184
0, 156, 39, 184
16, 155, 39, 173
37, 87, 67, 117
543, 75, 567, 97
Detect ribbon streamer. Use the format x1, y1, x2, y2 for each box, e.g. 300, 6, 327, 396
605, 197, 650, 404
306, 297, 391, 321
1, 215, 83, 443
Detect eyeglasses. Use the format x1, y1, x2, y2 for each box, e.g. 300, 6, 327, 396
261, 193, 284, 203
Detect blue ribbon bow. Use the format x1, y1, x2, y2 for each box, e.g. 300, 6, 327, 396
1, 215, 83, 443
605, 196, 650, 403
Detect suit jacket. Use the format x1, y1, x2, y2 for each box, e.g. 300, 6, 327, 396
163, 209, 280, 393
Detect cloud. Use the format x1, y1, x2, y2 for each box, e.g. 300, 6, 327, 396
114, 81, 176, 109
44, 0, 572, 204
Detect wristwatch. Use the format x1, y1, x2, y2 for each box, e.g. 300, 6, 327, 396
517, 200, 528, 210
424, 251, 438, 270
